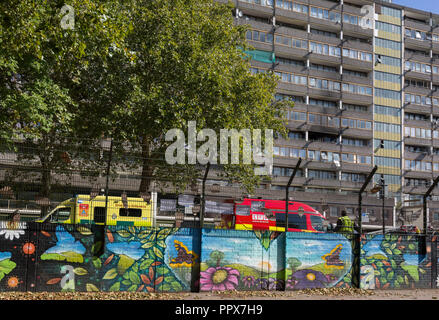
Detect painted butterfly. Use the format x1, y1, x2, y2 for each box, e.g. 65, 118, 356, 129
322, 244, 344, 268
170, 240, 198, 267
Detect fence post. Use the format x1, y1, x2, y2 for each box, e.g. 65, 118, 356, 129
431, 234, 437, 288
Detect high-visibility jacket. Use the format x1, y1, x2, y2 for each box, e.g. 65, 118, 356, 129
338, 216, 354, 233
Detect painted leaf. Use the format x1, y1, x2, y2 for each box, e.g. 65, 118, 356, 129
141, 242, 154, 249
140, 259, 153, 270
107, 230, 114, 243
103, 268, 118, 280
157, 240, 166, 248
117, 230, 130, 238
86, 283, 100, 292
128, 226, 136, 235
151, 261, 161, 267
92, 257, 102, 269
117, 255, 135, 275
153, 247, 163, 259
104, 254, 114, 266
46, 278, 62, 285
171, 281, 182, 291
41, 231, 51, 237
109, 282, 120, 291
154, 276, 163, 285
146, 286, 154, 292
141, 274, 151, 285
77, 226, 92, 235
73, 267, 88, 276
122, 280, 131, 286
129, 271, 141, 285
149, 266, 154, 280
137, 284, 145, 292
127, 284, 137, 292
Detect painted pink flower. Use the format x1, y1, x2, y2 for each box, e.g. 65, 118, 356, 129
200, 267, 240, 291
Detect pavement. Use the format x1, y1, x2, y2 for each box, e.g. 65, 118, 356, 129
1, 288, 439, 300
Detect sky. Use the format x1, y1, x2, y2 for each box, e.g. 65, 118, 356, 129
394, 0, 439, 15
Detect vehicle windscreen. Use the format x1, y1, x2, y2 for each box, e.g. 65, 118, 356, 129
276, 213, 307, 229
310, 215, 325, 232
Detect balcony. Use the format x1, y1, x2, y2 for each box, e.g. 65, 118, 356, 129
274, 45, 308, 60
405, 50, 432, 64
404, 18, 431, 33
404, 70, 433, 82
342, 57, 373, 72
343, 23, 374, 39
341, 92, 373, 105
404, 85, 432, 97
277, 82, 308, 96
404, 37, 432, 52
237, 0, 273, 17
404, 137, 432, 148
403, 103, 432, 115
275, 9, 308, 27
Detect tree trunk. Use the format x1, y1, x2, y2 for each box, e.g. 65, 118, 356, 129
139, 136, 154, 193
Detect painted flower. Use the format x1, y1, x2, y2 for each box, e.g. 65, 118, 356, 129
241, 275, 256, 288
286, 277, 297, 290
268, 278, 284, 290
0, 221, 26, 240
254, 278, 269, 290
200, 267, 240, 291
290, 269, 329, 289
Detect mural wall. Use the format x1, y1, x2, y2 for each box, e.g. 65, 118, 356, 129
0, 221, 437, 292
359, 234, 431, 289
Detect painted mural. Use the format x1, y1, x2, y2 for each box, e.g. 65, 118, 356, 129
198, 230, 355, 291
0, 221, 437, 292
359, 234, 431, 289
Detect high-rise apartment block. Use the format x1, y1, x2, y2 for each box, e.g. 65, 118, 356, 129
223, 0, 439, 228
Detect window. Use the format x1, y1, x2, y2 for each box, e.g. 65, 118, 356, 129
375, 21, 401, 34
342, 48, 372, 62
344, 69, 368, 78
342, 83, 372, 95
119, 208, 142, 217
308, 170, 337, 180
375, 156, 400, 168
375, 38, 401, 51
379, 55, 401, 67
310, 63, 338, 73
51, 207, 72, 222
94, 207, 106, 223
375, 71, 400, 83
276, 57, 305, 67
381, 6, 401, 19
310, 41, 340, 57
309, 77, 340, 92
309, 98, 337, 108
375, 88, 401, 100
310, 28, 338, 38
310, 215, 324, 232
374, 122, 400, 134
374, 139, 400, 150
330, 206, 338, 217
374, 105, 401, 117
343, 13, 359, 26
343, 104, 368, 112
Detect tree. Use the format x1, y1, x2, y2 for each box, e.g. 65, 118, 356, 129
0, 1, 134, 214
287, 257, 301, 273
119, 0, 290, 194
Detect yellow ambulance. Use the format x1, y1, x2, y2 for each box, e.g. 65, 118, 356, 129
37, 194, 156, 227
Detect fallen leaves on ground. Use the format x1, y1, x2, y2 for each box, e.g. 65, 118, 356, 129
0, 288, 375, 300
